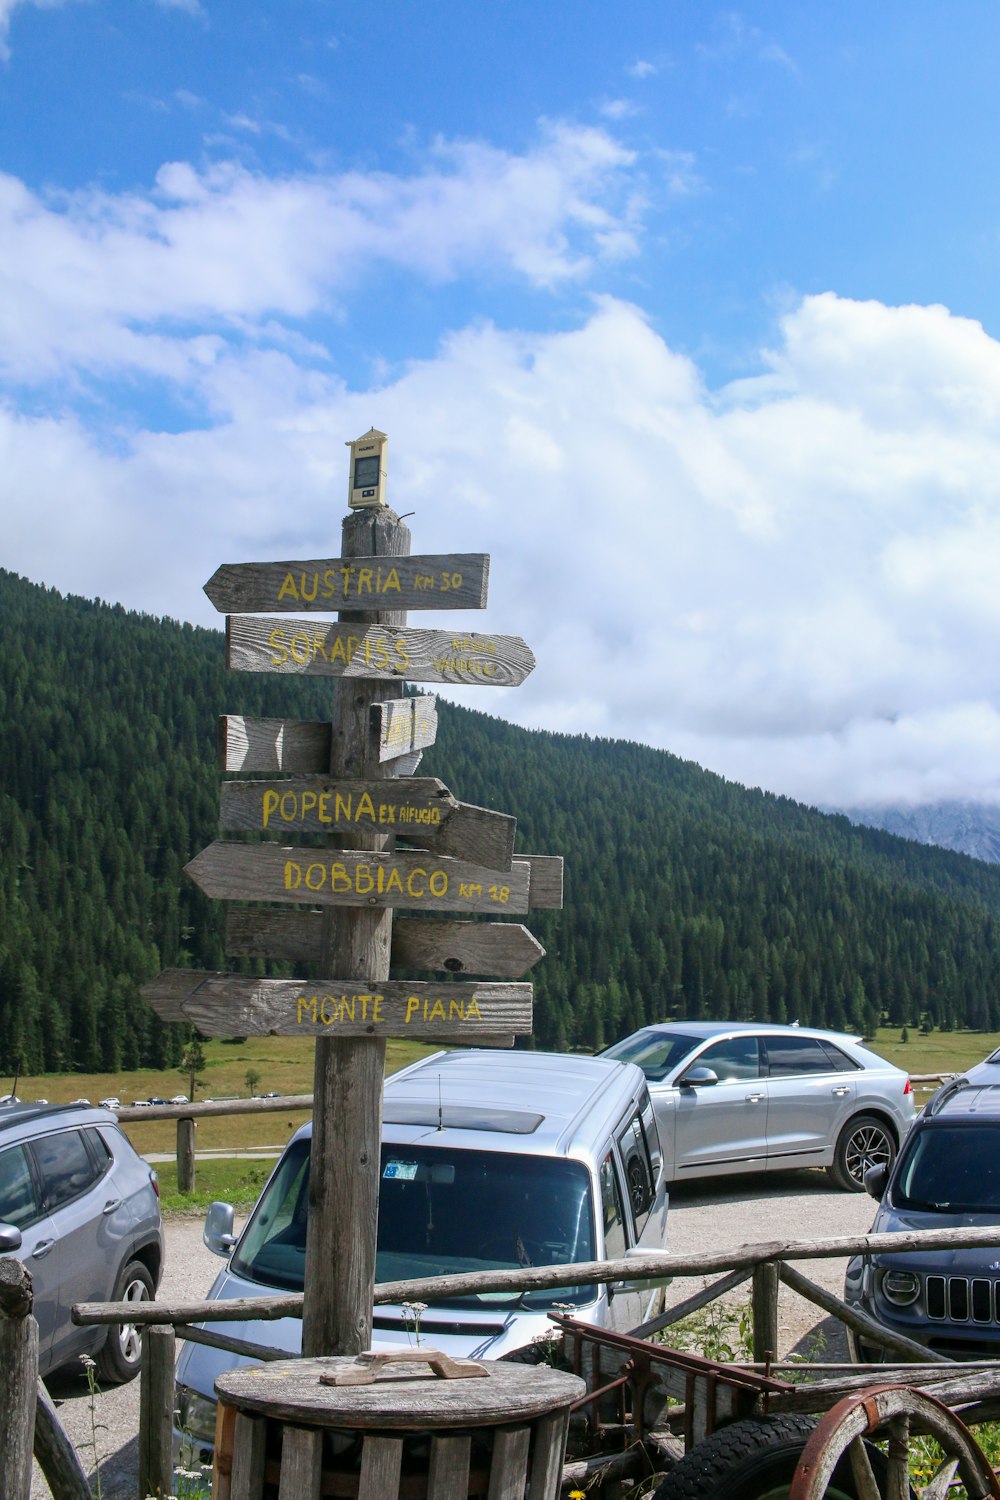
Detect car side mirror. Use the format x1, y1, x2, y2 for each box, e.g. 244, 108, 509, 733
0, 1223, 23, 1253
614, 1245, 673, 1294
864, 1163, 889, 1200
204, 1201, 238, 1257
678, 1066, 719, 1089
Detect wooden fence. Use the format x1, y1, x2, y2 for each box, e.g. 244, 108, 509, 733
69, 1220, 1000, 1497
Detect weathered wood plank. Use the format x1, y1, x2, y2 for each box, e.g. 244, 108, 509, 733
358, 1434, 403, 1500
229, 1411, 267, 1499
186, 841, 531, 913
205, 554, 489, 614
152, 972, 532, 1040
218, 777, 516, 871
372, 695, 438, 762
138, 1326, 175, 1500
487, 1426, 531, 1500
33, 1379, 92, 1500
752, 1260, 779, 1364
227, 617, 535, 687
225, 909, 544, 974
177, 1117, 196, 1192
524, 854, 563, 909
219, 715, 331, 773
528, 1410, 571, 1499
427, 1433, 472, 1499
0, 1272, 37, 1500
277, 1425, 324, 1500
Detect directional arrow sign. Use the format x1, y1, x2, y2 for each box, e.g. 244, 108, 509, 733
186, 841, 532, 914
205, 554, 490, 614
142, 970, 530, 1041
227, 618, 535, 687
218, 777, 516, 872
224, 911, 546, 977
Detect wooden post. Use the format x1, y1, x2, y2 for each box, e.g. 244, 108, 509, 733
302, 505, 411, 1357
33, 1380, 92, 1500
138, 1324, 176, 1499
177, 1117, 196, 1193
0, 1259, 39, 1500
752, 1259, 779, 1364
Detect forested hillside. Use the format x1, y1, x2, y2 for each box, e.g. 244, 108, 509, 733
3, 567, 1000, 1076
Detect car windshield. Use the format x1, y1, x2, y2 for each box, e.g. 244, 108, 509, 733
894, 1123, 1000, 1213
602, 1030, 702, 1081
231, 1138, 597, 1308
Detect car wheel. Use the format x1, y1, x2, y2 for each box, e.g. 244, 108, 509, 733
829, 1114, 896, 1192
96, 1259, 154, 1384
650, 1413, 913, 1500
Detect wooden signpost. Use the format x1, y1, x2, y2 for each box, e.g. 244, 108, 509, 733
142, 429, 562, 1361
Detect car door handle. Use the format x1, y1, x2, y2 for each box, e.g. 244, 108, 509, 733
103, 1198, 124, 1215
745, 1092, 765, 1103
32, 1239, 56, 1259
831, 1087, 850, 1097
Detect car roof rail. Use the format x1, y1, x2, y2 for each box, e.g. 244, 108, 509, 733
923, 1075, 969, 1117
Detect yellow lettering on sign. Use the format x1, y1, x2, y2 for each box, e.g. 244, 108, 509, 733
357, 791, 376, 822
284, 861, 302, 889
268, 629, 289, 666
277, 573, 299, 603
405, 997, 420, 1024
261, 790, 279, 829
297, 995, 317, 1024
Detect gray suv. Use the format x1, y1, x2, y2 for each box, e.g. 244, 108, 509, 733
845, 1068, 1000, 1361
0, 1102, 163, 1381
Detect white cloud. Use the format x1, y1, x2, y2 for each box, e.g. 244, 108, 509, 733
0, 123, 639, 384
2, 156, 1000, 818
0, 0, 79, 60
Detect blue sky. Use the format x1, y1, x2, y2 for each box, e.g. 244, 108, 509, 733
4, 1, 1000, 812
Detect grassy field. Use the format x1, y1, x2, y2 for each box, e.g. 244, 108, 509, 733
9, 1025, 998, 1180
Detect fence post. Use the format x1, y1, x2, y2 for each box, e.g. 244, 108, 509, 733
751, 1259, 779, 1364
177, 1117, 196, 1193
138, 1324, 176, 1499
0, 1259, 39, 1500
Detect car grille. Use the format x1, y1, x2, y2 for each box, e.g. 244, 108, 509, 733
926, 1275, 999, 1323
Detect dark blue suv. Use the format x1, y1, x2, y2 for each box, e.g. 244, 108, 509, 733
845, 1064, 1000, 1361
0, 1101, 163, 1381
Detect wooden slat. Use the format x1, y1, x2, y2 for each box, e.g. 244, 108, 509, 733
528, 1409, 572, 1498
358, 1434, 404, 1500
138, 1327, 176, 1500
427, 1433, 472, 1499
372, 695, 438, 761
186, 841, 532, 914
487, 1426, 532, 1500
219, 715, 331, 773
229, 1411, 267, 1500
523, 854, 563, 909
277, 1425, 323, 1500
227, 617, 535, 687
212, 1401, 237, 1500
205, 553, 489, 613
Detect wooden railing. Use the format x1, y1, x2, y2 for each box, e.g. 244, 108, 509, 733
70, 1221, 1000, 1495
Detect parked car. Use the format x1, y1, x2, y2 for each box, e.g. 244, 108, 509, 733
600, 1021, 915, 1191
170, 1095, 190, 1105
844, 1070, 1000, 1361
0, 1102, 163, 1381
97, 1097, 120, 1110
174, 1049, 669, 1463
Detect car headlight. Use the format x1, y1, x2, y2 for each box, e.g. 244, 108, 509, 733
175, 1383, 218, 1444
880, 1269, 920, 1307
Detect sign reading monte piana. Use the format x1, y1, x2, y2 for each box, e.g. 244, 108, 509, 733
143, 486, 561, 1047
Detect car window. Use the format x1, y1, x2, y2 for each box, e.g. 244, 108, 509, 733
763, 1035, 840, 1077
816, 1040, 860, 1073
600, 1151, 628, 1258
31, 1129, 101, 1212
602, 1031, 702, 1081
894, 1123, 1000, 1213
696, 1035, 761, 1081
0, 1145, 42, 1228
84, 1128, 114, 1175
616, 1111, 656, 1234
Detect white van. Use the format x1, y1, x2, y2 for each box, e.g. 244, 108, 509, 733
174, 1049, 669, 1459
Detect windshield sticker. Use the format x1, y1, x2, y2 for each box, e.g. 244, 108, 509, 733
383, 1161, 418, 1181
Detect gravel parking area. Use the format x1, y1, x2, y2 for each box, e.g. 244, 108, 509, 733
30, 1169, 877, 1498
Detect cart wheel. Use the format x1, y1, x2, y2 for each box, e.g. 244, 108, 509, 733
787, 1384, 1000, 1500
650, 1414, 901, 1500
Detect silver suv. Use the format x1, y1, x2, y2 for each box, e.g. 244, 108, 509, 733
175, 1049, 669, 1462
0, 1102, 163, 1381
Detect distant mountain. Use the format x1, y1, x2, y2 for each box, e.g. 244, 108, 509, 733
840, 803, 1000, 866
5, 565, 1000, 1076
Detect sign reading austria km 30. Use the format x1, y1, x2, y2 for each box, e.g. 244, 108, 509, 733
205, 554, 490, 613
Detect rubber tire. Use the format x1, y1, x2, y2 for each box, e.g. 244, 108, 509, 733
651, 1413, 913, 1500
828, 1113, 897, 1192
96, 1259, 154, 1384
